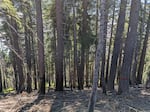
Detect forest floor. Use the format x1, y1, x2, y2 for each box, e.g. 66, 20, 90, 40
0, 86, 150, 112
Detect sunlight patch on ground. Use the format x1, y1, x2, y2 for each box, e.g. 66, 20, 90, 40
141, 90, 150, 96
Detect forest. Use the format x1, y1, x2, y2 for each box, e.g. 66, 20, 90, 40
0, 0, 150, 112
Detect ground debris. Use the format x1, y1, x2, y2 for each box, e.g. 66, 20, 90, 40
0, 88, 150, 112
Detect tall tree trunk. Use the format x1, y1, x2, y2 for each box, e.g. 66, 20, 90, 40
118, 0, 140, 94
100, 0, 109, 94
108, 0, 127, 91
55, 0, 64, 91
46, 61, 51, 88
131, 0, 147, 85
88, 0, 106, 111
26, 36, 32, 93
73, 0, 77, 88
24, 13, 32, 93
52, 27, 56, 87
9, 37, 18, 92
131, 46, 138, 85
90, 63, 94, 86
35, 0, 45, 94
117, 44, 123, 84
68, 51, 72, 89
95, 0, 99, 37
64, 57, 67, 87
85, 51, 89, 87
105, 0, 116, 83
0, 69, 2, 92
79, 48, 84, 90
137, 12, 150, 84
28, 9, 37, 90
31, 34, 37, 90
10, 19, 25, 93
78, 0, 88, 90
51, 61, 55, 86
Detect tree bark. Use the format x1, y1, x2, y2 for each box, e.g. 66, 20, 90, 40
137, 12, 150, 84
35, 0, 45, 94
9, 37, 18, 92
100, 0, 109, 94
131, 0, 147, 85
10, 19, 25, 93
73, 0, 77, 88
0, 69, 2, 92
31, 32, 37, 90
55, 0, 64, 91
108, 0, 127, 91
118, 0, 140, 94
23, 12, 32, 93
105, 0, 116, 83
95, 0, 99, 37
88, 0, 106, 111
78, 0, 88, 90
85, 51, 89, 87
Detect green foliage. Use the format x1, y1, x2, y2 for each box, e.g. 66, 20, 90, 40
3, 87, 14, 94
45, 82, 49, 88
78, 28, 96, 50
44, 0, 56, 27
0, 0, 21, 26
45, 82, 55, 89
0, 0, 149, 94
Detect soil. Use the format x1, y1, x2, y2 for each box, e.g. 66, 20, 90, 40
0, 87, 150, 112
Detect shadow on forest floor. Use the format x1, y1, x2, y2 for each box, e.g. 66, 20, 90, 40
19, 95, 44, 112
50, 90, 90, 112
0, 88, 150, 112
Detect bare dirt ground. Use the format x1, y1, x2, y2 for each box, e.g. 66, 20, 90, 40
0, 87, 150, 112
